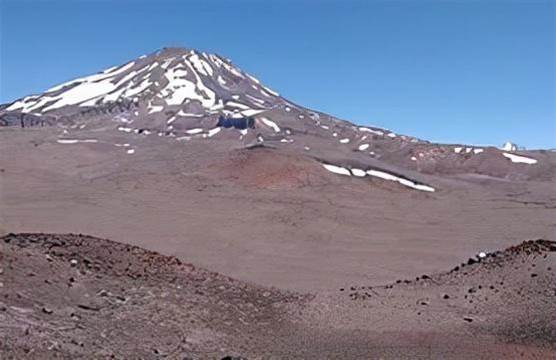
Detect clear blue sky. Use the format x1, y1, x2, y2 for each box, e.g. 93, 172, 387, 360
1, 0, 554, 149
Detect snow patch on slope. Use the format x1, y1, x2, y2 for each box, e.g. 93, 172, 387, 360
366, 169, 435, 192
322, 162, 435, 192
322, 164, 351, 176
502, 153, 537, 164
260, 117, 280, 132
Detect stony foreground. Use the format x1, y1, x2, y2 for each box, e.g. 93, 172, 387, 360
1, 233, 554, 359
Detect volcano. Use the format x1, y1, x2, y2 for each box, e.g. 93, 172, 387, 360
1, 47, 552, 186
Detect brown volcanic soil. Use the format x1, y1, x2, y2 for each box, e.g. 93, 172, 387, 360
1, 127, 555, 292
0, 233, 303, 359
1, 233, 555, 359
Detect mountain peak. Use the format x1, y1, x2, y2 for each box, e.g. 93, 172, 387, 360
2, 47, 281, 119
153, 46, 202, 59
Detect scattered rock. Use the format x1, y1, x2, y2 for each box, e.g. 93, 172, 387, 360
42, 307, 53, 314
77, 304, 101, 311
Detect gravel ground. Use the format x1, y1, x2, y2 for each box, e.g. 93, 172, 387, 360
1, 233, 554, 359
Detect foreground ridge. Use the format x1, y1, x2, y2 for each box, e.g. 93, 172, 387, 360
1, 233, 554, 358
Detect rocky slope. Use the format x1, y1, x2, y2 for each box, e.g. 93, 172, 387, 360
1, 233, 554, 358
